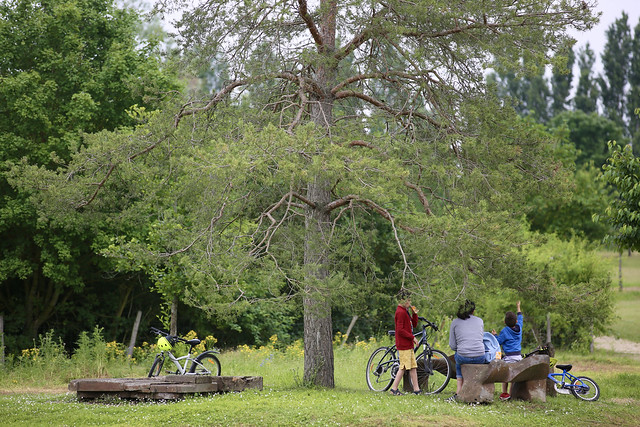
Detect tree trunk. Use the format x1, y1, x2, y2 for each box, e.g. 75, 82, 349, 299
303, 178, 335, 387
301, 0, 338, 388
24, 266, 66, 340
341, 315, 358, 348
619, 251, 623, 292
127, 310, 142, 358
170, 296, 178, 336
546, 312, 551, 344
1, 314, 5, 366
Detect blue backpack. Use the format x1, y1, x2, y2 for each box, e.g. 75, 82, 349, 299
483, 332, 500, 363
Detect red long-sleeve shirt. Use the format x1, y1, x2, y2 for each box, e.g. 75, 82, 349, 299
395, 305, 418, 350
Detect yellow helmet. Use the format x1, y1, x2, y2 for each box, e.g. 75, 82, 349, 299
157, 336, 173, 351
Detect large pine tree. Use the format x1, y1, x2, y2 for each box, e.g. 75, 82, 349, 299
27, 0, 598, 387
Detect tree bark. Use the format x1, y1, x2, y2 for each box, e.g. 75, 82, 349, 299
341, 315, 358, 348
1, 315, 5, 366
546, 312, 551, 344
127, 310, 142, 358
170, 296, 178, 336
303, 177, 335, 387
301, 0, 337, 388
24, 265, 67, 340
619, 252, 623, 292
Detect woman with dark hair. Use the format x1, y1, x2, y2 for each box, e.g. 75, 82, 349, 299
448, 300, 485, 401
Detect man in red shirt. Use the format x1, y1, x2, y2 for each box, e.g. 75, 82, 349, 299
389, 290, 421, 395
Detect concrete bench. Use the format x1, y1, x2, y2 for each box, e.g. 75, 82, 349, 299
456, 354, 550, 403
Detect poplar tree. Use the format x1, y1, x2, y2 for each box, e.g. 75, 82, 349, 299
551, 47, 575, 115
599, 12, 632, 128
629, 18, 640, 150
574, 44, 599, 113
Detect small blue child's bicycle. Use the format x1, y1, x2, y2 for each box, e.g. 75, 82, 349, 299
548, 363, 600, 401
525, 346, 600, 401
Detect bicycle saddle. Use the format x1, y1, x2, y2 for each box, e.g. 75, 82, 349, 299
186, 339, 201, 346
556, 364, 572, 371
388, 330, 395, 336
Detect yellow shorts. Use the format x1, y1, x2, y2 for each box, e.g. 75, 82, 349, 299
398, 349, 417, 370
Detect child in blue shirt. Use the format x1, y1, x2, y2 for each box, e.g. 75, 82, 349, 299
492, 300, 523, 401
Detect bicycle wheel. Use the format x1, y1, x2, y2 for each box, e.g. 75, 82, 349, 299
571, 376, 600, 401
148, 355, 164, 377
416, 349, 452, 394
189, 352, 221, 375
366, 347, 397, 392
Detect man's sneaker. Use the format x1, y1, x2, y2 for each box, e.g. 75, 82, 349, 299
445, 393, 458, 402
499, 392, 511, 401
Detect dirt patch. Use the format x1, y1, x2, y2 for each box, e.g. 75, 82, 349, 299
0, 386, 68, 394
594, 336, 640, 354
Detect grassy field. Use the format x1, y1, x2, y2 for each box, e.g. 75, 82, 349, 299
601, 251, 640, 342
1, 251, 639, 426
1, 341, 640, 426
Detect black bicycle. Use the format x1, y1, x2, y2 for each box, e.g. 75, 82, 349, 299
366, 317, 452, 394
148, 327, 221, 377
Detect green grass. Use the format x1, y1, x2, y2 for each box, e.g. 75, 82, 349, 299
600, 251, 640, 341
610, 290, 640, 342
601, 251, 640, 288
1, 345, 640, 426
2, 252, 640, 425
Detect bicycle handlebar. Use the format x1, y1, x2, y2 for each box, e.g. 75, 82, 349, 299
150, 326, 188, 343
418, 317, 438, 331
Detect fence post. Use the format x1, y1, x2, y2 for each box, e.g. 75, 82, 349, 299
127, 310, 142, 358
340, 315, 358, 348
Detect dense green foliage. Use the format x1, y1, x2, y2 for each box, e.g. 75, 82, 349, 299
598, 131, 640, 251
0, 0, 621, 374
0, 0, 178, 350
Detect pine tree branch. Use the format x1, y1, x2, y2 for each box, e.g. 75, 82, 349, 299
297, 0, 324, 51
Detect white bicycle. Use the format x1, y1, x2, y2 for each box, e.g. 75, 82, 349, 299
148, 327, 221, 377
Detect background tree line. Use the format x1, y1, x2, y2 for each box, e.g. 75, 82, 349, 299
489, 12, 640, 243
1, 0, 616, 386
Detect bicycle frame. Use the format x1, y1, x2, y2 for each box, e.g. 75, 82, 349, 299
387, 318, 441, 358
149, 327, 221, 377
366, 316, 451, 394
155, 350, 199, 375
548, 370, 582, 391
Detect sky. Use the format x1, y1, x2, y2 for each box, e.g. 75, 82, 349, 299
570, 0, 640, 72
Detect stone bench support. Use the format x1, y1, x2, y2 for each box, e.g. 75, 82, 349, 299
457, 355, 549, 403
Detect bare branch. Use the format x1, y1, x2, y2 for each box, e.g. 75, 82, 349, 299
174, 80, 248, 127
403, 181, 433, 216
76, 163, 116, 209
359, 198, 415, 285
325, 194, 359, 212
288, 75, 310, 134
334, 89, 444, 129
76, 133, 171, 209
297, 0, 324, 50
159, 202, 227, 257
